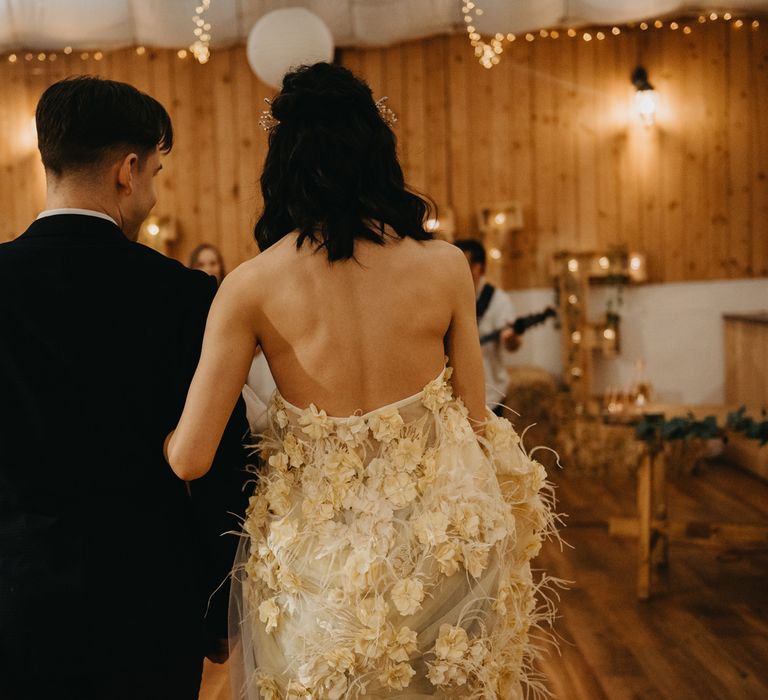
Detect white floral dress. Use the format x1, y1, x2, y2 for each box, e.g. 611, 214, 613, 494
229, 367, 558, 700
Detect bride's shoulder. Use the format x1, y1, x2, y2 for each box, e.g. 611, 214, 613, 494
412, 238, 472, 277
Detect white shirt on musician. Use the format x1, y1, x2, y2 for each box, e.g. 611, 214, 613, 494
477, 278, 516, 409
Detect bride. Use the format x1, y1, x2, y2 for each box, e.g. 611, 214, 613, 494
166, 62, 557, 699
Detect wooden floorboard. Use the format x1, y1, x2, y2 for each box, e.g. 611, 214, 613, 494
200, 459, 768, 699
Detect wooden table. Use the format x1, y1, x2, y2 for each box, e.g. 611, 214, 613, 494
607, 404, 768, 600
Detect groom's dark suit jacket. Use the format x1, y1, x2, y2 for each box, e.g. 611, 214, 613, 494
0, 214, 250, 676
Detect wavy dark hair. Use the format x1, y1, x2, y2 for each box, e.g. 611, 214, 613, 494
254, 63, 434, 262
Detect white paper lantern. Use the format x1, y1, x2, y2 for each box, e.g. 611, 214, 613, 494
246, 8, 334, 89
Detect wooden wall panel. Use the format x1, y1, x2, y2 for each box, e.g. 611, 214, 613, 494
0, 21, 766, 289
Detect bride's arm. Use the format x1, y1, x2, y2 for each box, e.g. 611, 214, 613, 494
166, 266, 258, 480
443, 249, 487, 426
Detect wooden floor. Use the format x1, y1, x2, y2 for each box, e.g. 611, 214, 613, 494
200, 459, 768, 700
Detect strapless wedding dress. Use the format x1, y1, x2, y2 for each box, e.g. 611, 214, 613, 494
229, 367, 558, 699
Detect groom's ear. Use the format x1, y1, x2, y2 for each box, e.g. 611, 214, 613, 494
116, 152, 139, 195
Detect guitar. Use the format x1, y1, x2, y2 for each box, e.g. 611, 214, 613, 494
479, 306, 557, 346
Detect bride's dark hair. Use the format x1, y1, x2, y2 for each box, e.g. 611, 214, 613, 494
254, 62, 434, 261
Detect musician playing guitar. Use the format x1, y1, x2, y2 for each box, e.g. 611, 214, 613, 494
455, 239, 520, 415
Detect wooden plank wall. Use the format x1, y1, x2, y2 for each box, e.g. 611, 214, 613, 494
0, 21, 766, 289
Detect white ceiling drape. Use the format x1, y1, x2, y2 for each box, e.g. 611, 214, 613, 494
0, 1, 766, 52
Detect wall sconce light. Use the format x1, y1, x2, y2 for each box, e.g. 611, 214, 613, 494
631, 66, 658, 126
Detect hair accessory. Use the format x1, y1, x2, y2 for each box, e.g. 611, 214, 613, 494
375, 96, 397, 126
258, 94, 398, 132
258, 98, 279, 132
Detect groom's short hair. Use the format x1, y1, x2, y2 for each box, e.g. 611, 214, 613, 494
35, 76, 173, 176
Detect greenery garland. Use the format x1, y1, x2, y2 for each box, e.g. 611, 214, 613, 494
636, 407, 767, 446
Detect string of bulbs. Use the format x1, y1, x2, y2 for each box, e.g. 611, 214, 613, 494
462, 2, 763, 69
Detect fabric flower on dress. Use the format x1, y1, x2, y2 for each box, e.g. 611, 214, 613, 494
286, 680, 312, 699
302, 494, 335, 524
387, 626, 418, 662
452, 502, 481, 538
269, 516, 298, 552
388, 436, 423, 473
435, 541, 462, 576
299, 404, 332, 440
258, 597, 280, 634
282, 433, 305, 468
421, 374, 453, 412
391, 578, 424, 616
417, 448, 439, 492
245, 492, 269, 533
255, 672, 281, 700
265, 475, 293, 516
415, 510, 450, 547
368, 407, 404, 443
336, 414, 369, 445
274, 408, 290, 430
267, 451, 290, 473
462, 541, 491, 578
383, 470, 418, 508
379, 661, 416, 690
426, 624, 471, 687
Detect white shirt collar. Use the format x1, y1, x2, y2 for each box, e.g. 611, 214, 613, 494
37, 208, 119, 227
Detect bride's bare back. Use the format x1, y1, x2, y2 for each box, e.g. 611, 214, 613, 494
250, 233, 459, 414
167, 232, 486, 479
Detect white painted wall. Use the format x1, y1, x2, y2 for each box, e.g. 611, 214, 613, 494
505, 278, 768, 405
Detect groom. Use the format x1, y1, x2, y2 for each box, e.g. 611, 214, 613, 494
0, 77, 249, 699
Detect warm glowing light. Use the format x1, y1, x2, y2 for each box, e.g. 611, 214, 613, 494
550, 30, 559, 39
489, 247, 502, 260
571, 331, 582, 343
596, 31, 605, 40
567, 28, 577, 37
568, 294, 578, 305
583, 32, 592, 41
654, 20, 663, 28
94, 51, 103, 61
640, 22, 648, 30
634, 89, 658, 126
710, 12, 718, 21
630, 256, 642, 270
723, 13, 732, 21
80, 52, 89, 60
571, 367, 583, 377
598, 256, 610, 269
425, 218, 439, 232
136, 46, 146, 55
147, 222, 161, 237
525, 33, 535, 42
64, 46, 72, 54
177, 49, 188, 59
734, 19, 744, 28
540, 29, 549, 38
506, 33, 516, 41
698, 15, 706, 23
8, 54, 16, 63
603, 328, 616, 341
612, 27, 621, 35
752, 20, 760, 28
494, 212, 507, 226
670, 22, 679, 30
567, 258, 579, 272
683, 26, 692, 34
37, 52, 45, 61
